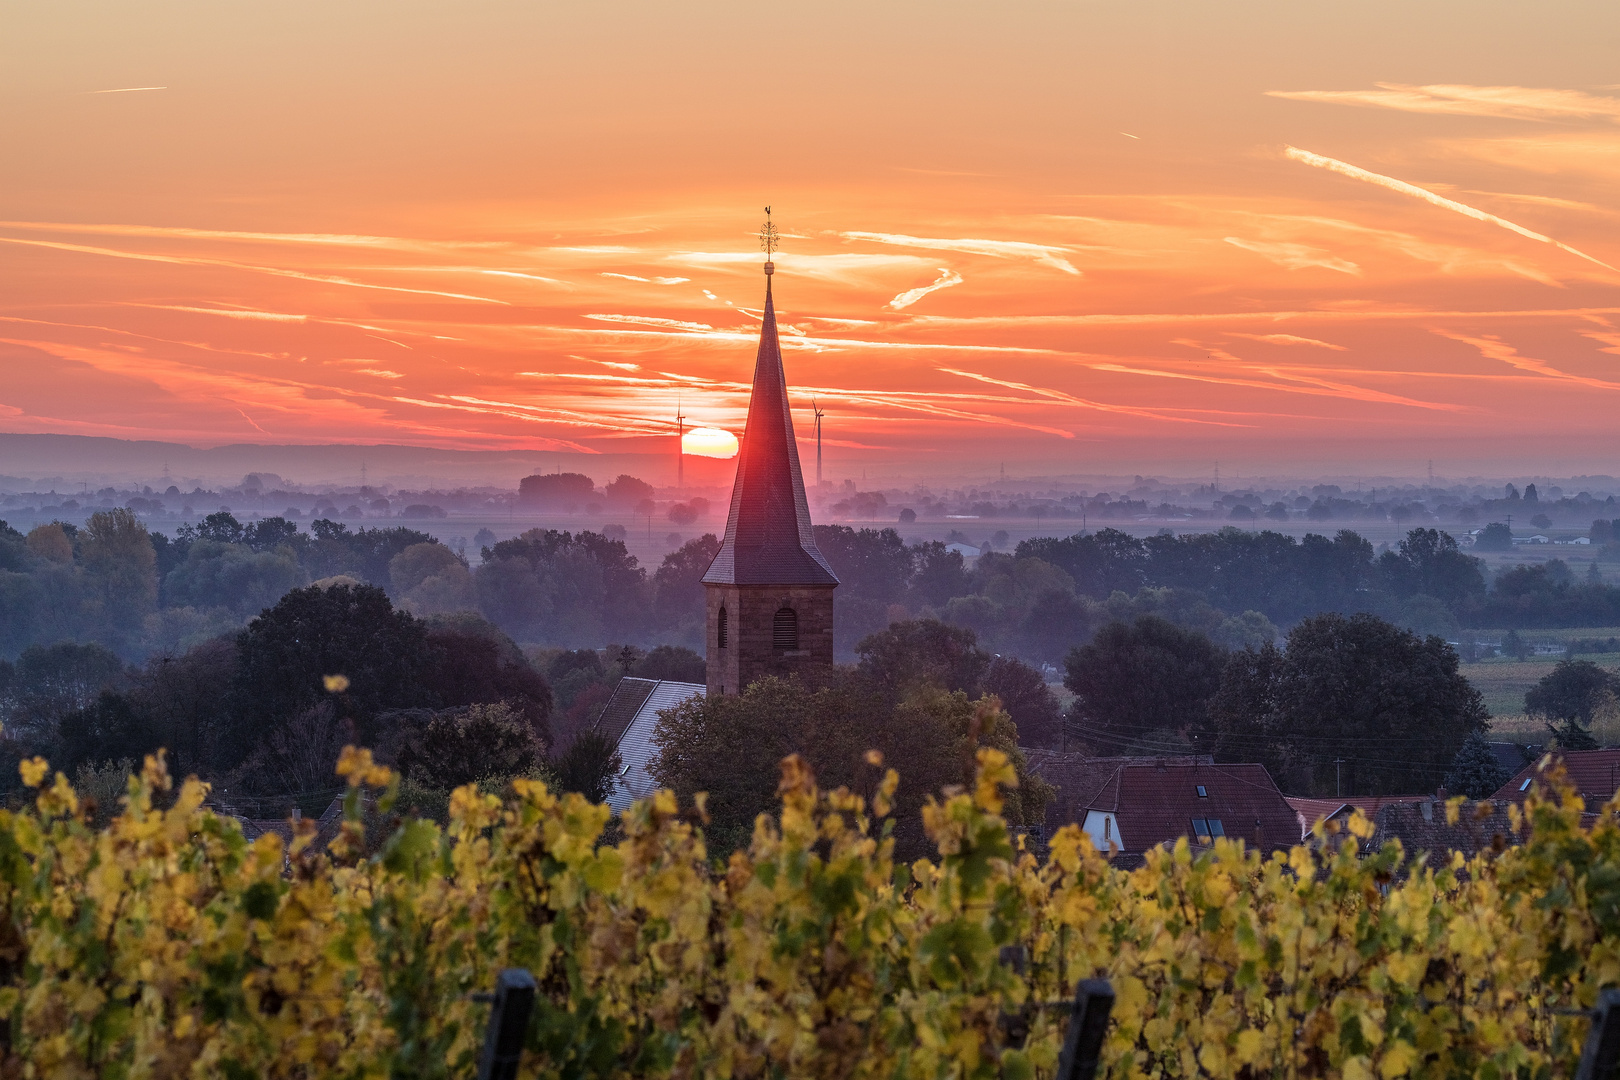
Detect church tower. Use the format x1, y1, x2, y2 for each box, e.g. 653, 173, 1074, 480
702, 213, 838, 696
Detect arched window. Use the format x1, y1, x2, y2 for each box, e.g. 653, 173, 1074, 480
717, 606, 728, 648
773, 606, 798, 650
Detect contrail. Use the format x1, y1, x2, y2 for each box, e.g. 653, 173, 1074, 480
89, 86, 167, 94
1284, 146, 1618, 273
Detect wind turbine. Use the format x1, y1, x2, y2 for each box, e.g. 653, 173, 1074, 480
812, 399, 825, 487
675, 396, 686, 490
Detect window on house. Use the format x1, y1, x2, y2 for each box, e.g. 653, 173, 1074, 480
1103, 817, 1111, 841
717, 606, 728, 648
1191, 818, 1211, 842
1207, 818, 1225, 837
773, 606, 798, 649
1196, 785, 1208, 797
1519, 778, 1532, 792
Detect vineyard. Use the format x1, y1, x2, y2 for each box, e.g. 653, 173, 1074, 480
4, 746, 1619, 1079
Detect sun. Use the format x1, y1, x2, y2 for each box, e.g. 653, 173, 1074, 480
682, 426, 739, 459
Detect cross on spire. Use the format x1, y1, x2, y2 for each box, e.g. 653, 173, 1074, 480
760, 206, 779, 265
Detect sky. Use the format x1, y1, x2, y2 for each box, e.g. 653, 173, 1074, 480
3, 1, 1620, 482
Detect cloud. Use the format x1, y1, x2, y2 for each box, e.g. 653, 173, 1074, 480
0, 235, 510, 303
1223, 237, 1361, 275
1283, 146, 1619, 273
1435, 330, 1620, 390
1267, 84, 1620, 123
939, 368, 1243, 427
583, 314, 716, 332
601, 272, 691, 284
839, 231, 1081, 274
1227, 333, 1348, 350
889, 268, 964, 310
89, 86, 167, 94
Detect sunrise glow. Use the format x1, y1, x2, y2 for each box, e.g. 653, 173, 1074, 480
682, 427, 739, 459
1, 4, 1617, 476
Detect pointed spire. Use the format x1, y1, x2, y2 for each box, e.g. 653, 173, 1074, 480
702, 253, 838, 587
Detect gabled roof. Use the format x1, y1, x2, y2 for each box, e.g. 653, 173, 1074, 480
1368, 800, 1520, 861
1285, 795, 1435, 840
1084, 762, 1299, 855
702, 268, 838, 587
1491, 748, 1620, 806
604, 679, 704, 812
1024, 750, 1210, 833
594, 677, 659, 746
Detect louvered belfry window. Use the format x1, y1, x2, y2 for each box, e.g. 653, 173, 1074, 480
717, 606, 729, 648
773, 606, 798, 650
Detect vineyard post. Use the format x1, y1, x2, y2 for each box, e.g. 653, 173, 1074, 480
475, 968, 537, 1080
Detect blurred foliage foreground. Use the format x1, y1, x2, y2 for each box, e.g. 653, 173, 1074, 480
4, 746, 1620, 1080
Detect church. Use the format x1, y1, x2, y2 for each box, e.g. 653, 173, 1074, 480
599, 226, 839, 809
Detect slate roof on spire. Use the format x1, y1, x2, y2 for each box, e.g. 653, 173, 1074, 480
702, 267, 838, 587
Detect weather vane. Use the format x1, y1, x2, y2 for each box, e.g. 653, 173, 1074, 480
760, 206, 779, 263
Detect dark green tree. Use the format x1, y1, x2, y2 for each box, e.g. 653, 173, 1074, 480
395, 702, 539, 790
1444, 732, 1511, 798
982, 654, 1063, 748
633, 645, 705, 683
1525, 658, 1618, 748
224, 584, 429, 769
652, 535, 721, 635
1063, 616, 1225, 750
1209, 612, 1487, 796
856, 618, 988, 697
549, 729, 622, 803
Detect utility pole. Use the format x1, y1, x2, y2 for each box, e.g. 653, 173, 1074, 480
1334, 758, 1345, 798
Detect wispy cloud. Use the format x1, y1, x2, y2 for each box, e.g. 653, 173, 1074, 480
1268, 84, 1620, 123
1283, 146, 1619, 273
89, 86, 167, 94
583, 313, 717, 332
889, 269, 964, 310
601, 272, 690, 284
0, 235, 510, 303
1223, 237, 1361, 275
1436, 330, 1620, 390
839, 231, 1081, 274
939, 368, 1244, 427
1228, 332, 1348, 351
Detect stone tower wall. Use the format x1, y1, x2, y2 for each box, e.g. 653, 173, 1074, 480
705, 583, 835, 696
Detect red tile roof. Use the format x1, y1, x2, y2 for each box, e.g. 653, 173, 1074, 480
1491, 748, 1620, 806
1285, 795, 1438, 840
1084, 762, 1298, 856
1024, 751, 1210, 834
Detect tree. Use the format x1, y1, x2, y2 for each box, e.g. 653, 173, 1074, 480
633, 645, 705, 683
422, 614, 553, 742
1525, 659, 1619, 748
814, 526, 915, 654
550, 729, 621, 802
1474, 523, 1513, 552
389, 542, 474, 614
395, 702, 539, 789
603, 474, 655, 506
161, 540, 305, 616
1377, 528, 1486, 609
1444, 732, 1511, 798
518, 472, 597, 508
80, 508, 158, 648
981, 654, 1063, 748
650, 671, 1050, 857
652, 534, 721, 635
1209, 612, 1488, 796
1063, 616, 1225, 751
225, 583, 430, 769
856, 618, 988, 697
0, 641, 126, 750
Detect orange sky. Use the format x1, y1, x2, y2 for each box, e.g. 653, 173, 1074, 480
3, 1, 1620, 479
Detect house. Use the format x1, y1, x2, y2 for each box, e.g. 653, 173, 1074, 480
593, 676, 705, 811
1076, 761, 1300, 864
1512, 534, 1550, 545
943, 541, 981, 560
1023, 750, 1211, 842
1284, 795, 1425, 841
1555, 536, 1592, 546
1490, 747, 1620, 807
1366, 799, 1520, 861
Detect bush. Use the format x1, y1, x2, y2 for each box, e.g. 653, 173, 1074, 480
5, 748, 1620, 1079
395, 701, 539, 788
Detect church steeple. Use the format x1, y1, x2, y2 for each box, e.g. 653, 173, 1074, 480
701, 210, 838, 695
702, 214, 837, 588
